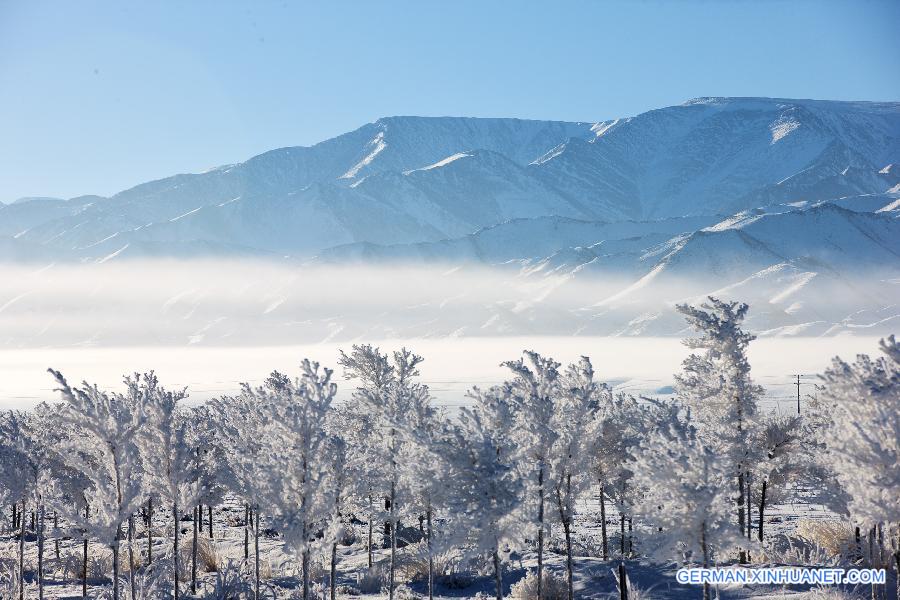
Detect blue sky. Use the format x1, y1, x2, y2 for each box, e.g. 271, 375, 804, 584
1, 0, 898, 201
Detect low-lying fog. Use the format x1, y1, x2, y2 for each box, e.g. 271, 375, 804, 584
0, 260, 893, 409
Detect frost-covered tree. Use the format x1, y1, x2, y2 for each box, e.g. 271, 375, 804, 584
549, 357, 602, 600
142, 378, 214, 600
49, 369, 149, 600
818, 336, 900, 525
339, 345, 427, 600
816, 335, 899, 588
0, 410, 41, 600
394, 386, 452, 600
12, 404, 71, 600
631, 408, 744, 600
329, 399, 383, 568
449, 385, 526, 600
210, 383, 275, 599
675, 297, 763, 558
589, 393, 644, 560
321, 436, 348, 600
504, 351, 560, 598
338, 344, 395, 567
2, 403, 93, 600
255, 360, 337, 600
747, 413, 803, 542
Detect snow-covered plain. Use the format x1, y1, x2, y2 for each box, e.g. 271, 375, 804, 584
0, 335, 884, 410
0, 490, 849, 600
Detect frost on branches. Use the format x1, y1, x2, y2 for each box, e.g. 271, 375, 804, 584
631, 408, 743, 600
675, 297, 764, 560
48, 369, 150, 600
0, 304, 893, 600
818, 335, 900, 526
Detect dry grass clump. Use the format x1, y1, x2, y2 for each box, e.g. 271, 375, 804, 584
176, 537, 222, 581
58, 549, 113, 581
802, 586, 863, 600
392, 543, 475, 589
356, 562, 387, 594
794, 519, 856, 558
509, 569, 568, 600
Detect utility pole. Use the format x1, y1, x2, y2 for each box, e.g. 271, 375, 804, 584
795, 375, 801, 415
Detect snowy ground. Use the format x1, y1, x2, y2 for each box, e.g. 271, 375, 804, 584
4, 489, 888, 600
0, 336, 881, 410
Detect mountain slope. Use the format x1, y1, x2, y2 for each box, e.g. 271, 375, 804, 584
531, 97, 900, 219
4, 98, 899, 261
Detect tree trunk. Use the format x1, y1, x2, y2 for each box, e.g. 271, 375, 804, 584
746, 476, 752, 540
701, 520, 710, 600
493, 545, 502, 600
869, 526, 875, 566
37, 503, 44, 600
737, 471, 746, 564
147, 497, 153, 565
330, 542, 338, 600
563, 517, 574, 600
389, 481, 397, 600
556, 479, 574, 600
893, 546, 899, 600
18, 499, 25, 600
113, 530, 121, 600
244, 504, 249, 561
869, 527, 876, 600
758, 480, 767, 542
367, 494, 374, 569
628, 517, 633, 557
427, 508, 434, 600
599, 482, 608, 561
128, 515, 136, 600
537, 464, 544, 600
302, 549, 310, 600
384, 496, 391, 550
618, 562, 628, 600
877, 523, 884, 568
54, 512, 59, 560
208, 504, 213, 539
254, 508, 260, 600
192, 506, 198, 594
83, 502, 89, 600
367, 516, 373, 568
82, 536, 88, 599
173, 502, 180, 600
620, 513, 625, 556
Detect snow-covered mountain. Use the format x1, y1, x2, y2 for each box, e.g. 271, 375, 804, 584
2, 97, 899, 341
4, 97, 898, 262
535, 97, 900, 220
